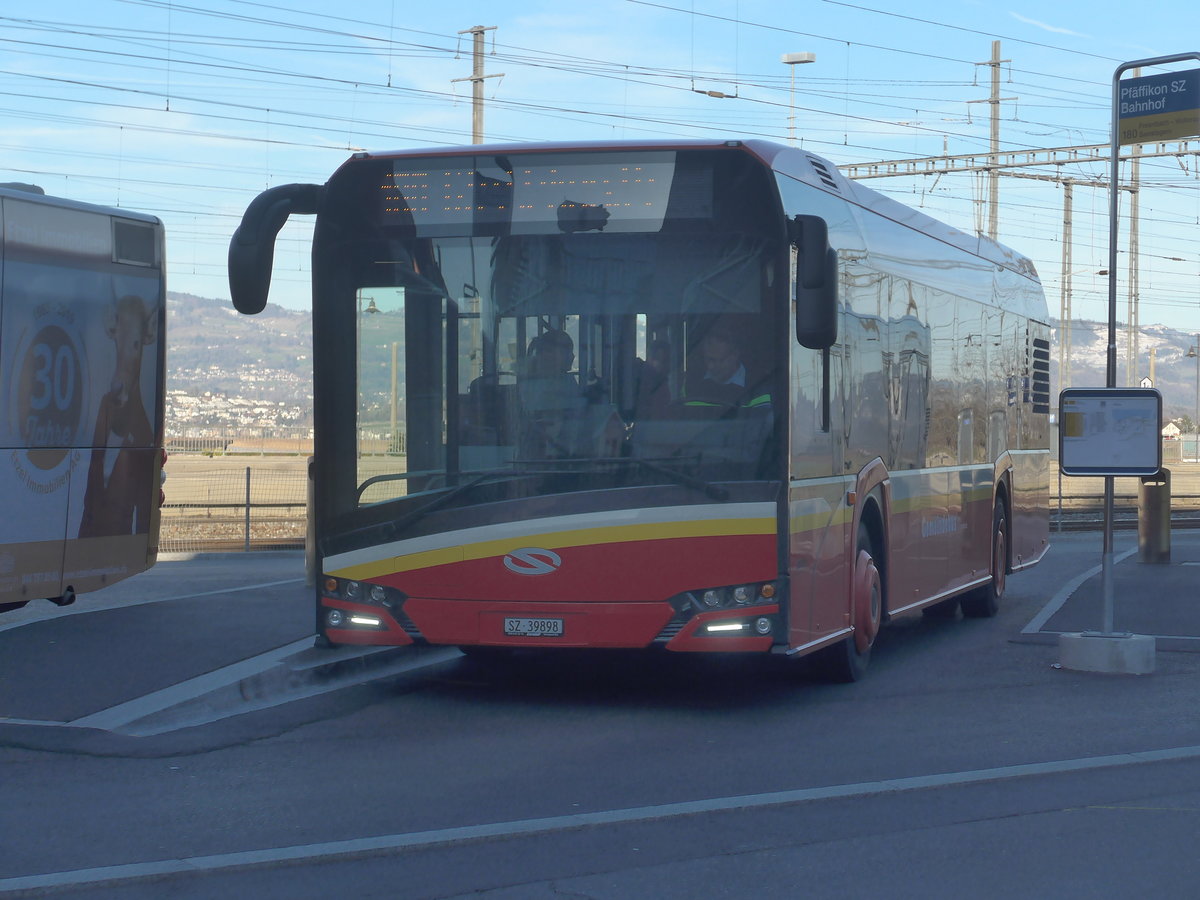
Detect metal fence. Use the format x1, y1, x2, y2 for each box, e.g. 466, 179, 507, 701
165, 427, 314, 456
158, 438, 1200, 552
159, 455, 308, 553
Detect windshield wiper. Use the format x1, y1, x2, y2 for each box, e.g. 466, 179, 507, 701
521, 455, 730, 501
369, 467, 538, 537
359, 455, 729, 546
619, 456, 730, 501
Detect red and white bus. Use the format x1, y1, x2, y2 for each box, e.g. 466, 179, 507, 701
0, 184, 166, 613
229, 139, 1050, 680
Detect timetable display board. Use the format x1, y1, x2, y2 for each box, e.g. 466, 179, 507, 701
1058, 388, 1162, 477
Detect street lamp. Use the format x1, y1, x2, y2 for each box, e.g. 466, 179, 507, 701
781, 52, 816, 144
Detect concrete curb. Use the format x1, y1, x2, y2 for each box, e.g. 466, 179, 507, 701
103, 643, 461, 737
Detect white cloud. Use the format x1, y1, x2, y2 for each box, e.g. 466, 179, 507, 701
1009, 12, 1090, 38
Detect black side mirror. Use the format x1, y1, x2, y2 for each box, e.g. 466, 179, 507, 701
788, 214, 838, 350
229, 183, 322, 314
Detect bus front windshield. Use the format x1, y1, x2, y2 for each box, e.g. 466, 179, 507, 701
328, 149, 783, 510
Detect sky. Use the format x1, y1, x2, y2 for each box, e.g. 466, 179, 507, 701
4, 0, 1200, 343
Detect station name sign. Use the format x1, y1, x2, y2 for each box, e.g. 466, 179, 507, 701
1118, 68, 1200, 145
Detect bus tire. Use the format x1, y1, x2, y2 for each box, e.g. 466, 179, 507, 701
922, 596, 959, 619
50, 587, 76, 607
812, 522, 882, 683
961, 500, 1008, 619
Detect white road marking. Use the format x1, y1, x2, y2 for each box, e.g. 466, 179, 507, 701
68, 638, 315, 732
4, 743, 1200, 895
1021, 546, 1139, 635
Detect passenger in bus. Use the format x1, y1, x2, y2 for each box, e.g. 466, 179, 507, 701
463, 373, 513, 446
634, 339, 672, 419
519, 329, 578, 407
518, 329, 583, 456
79, 294, 157, 538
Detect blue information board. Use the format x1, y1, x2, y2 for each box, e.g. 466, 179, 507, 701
1118, 68, 1200, 144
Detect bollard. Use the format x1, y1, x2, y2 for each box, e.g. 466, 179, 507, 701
1138, 467, 1170, 564
244, 465, 252, 553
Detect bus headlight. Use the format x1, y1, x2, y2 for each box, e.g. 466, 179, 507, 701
326, 609, 345, 628
705, 621, 748, 633
686, 583, 779, 611
702, 616, 775, 637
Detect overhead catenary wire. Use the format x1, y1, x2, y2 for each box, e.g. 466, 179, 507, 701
1, 0, 1193, 336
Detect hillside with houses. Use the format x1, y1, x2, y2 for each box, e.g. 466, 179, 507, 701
163, 291, 1200, 436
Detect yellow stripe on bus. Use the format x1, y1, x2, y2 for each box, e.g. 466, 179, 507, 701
333, 516, 777, 581
788, 505, 852, 534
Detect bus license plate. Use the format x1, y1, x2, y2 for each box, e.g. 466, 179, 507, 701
504, 617, 564, 637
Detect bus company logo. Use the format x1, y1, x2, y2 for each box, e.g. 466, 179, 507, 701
502, 547, 562, 576
921, 514, 962, 539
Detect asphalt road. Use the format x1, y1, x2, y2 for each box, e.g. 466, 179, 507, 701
3, 532, 1200, 898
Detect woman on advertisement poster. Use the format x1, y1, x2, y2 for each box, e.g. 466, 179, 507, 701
78, 292, 159, 539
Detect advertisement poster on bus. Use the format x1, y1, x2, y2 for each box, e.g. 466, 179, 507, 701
0, 250, 162, 603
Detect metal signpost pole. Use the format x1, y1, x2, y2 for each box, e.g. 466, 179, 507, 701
1106, 53, 1200, 637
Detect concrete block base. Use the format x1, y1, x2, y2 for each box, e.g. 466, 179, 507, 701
1058, 632, 1156, 675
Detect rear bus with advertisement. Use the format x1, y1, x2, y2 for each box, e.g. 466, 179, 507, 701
0, 184, 166, 612
229, 139, 1050, 681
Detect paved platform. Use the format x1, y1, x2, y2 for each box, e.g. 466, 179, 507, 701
3, 532, 1200, 739
0, 552, 456, 738
0, 553, 312, 725
1020, 531, 1200, 652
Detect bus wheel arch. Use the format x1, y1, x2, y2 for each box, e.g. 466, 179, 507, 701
811, 496, 885, 682
961, 489, 1009, 619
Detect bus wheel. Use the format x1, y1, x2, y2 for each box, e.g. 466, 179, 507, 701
812, 523, 882, 683
50, 587, 76, 607
961, 500, 1007, 619
922, 596, 959, 619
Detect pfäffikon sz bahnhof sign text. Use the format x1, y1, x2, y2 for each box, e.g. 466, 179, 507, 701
1118, 68, 1200, 145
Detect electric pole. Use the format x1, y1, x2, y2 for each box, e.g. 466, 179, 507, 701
453, 26, 503, 144
1061, 180, 1074, 392
968, 41, 1015, 242
1126, 69, 1143, 384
